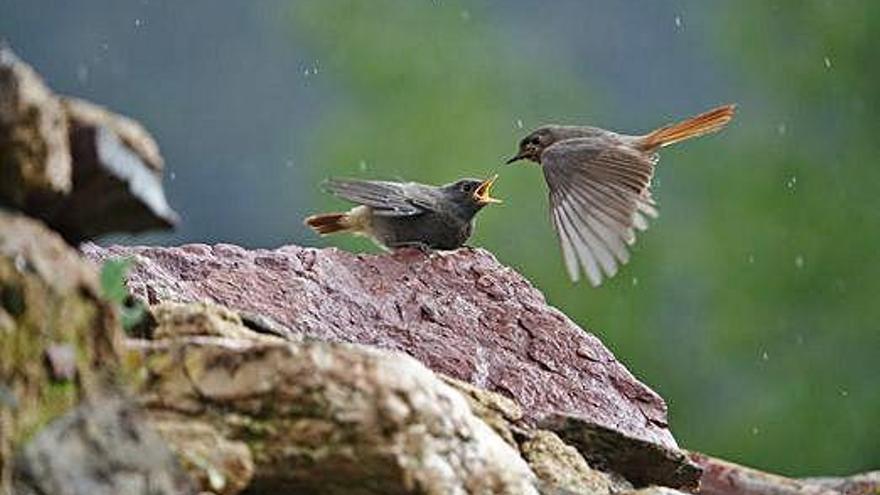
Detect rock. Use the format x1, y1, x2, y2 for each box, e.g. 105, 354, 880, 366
12, 397, 194, 495
802, 472, 880, 495
151, 418, 253, 495
521, 430, 626, 495
689, 453, 840, 495
48, 97, 178, 242
131, 337, 539, 494
0, 46, 177, 242
0, 46, 71, 209
0, 210, 123, 484
82, 243, 676, 448
540, 414, 701, 491
149, 301, 289, 343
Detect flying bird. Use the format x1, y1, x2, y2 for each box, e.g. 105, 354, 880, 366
507, 104, 736, 286
305, 175, 501, 251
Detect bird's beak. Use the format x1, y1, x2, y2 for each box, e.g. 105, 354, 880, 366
505, 152, 526, 165
474, 174, 502, 204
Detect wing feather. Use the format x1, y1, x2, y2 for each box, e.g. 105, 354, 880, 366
542, 138, 658, 285
322, 178, 426, 217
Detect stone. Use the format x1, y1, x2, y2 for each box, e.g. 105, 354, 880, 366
83, 243, 676, 448
803, 472, 880, 495
0, 46, 71, 210
12, 397, 194, 495
149, 301, 288, 344
521, 430, 626, 495
131, 337, 539, 495
540, 414, 701, 491
0, 210, 123, 484
46, 97, 178, 242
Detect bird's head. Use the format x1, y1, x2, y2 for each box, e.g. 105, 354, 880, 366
506, 126, 559, 165
442, 175, 502, 215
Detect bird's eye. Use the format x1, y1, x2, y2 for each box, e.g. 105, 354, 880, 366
530, 136, 541, 145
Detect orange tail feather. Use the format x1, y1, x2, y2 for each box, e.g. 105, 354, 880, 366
639, 104, 736, 150
304, 212, 349, 235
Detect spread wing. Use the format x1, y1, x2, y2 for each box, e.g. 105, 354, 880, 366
541, 138, 658, 286
322, 178, 429, 217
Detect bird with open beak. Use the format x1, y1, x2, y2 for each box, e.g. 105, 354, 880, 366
507, 104, 736, 286
305, 175, 501, 251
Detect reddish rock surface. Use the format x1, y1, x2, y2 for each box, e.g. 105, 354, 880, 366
83, 243, 675, 447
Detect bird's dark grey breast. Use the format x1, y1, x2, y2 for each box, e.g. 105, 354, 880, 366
371, 210, 473, 250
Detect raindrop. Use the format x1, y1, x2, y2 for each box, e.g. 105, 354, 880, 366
169, 171, 176, 181
747, 254, 755, 264
631, 276, 638, 287
674, 15, 682, 28
777, 123, 787, 135
303, 68, 311, 77
134, 18, 143, 27
796, 334, 804, 345
460, 10, 471, 21
515, 119, 523, 129
751, 426, 760, 435
76, 64, 89, 84
794, 255, 804, 269
823, 56, 832, 69
285, 159, 294, 169
839, 389, 849, 397
761, 350, 769, 361
786, 175, 797, 190
358, 160, 368, 172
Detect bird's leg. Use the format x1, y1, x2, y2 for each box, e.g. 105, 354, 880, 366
391, 242, 434, 256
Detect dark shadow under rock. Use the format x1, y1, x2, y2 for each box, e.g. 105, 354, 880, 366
540, 413, 702, 491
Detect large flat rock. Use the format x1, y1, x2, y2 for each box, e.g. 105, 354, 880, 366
84, 243, 676, 448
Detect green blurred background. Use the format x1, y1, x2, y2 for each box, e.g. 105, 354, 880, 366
3, 0, 877, 475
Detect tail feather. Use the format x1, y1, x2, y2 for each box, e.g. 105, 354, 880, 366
639, 104, 736, 150
304, 212, 349, 235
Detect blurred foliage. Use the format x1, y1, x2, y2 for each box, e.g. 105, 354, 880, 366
290, 0, 877, 475
99, 257, 146, 333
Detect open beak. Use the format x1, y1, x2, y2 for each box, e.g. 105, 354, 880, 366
473, 174, 502, 204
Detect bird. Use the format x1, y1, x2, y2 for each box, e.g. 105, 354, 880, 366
304, 175, 501, 251
506, 104, 736, 286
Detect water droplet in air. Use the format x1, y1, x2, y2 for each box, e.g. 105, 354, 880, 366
134, 18, 143, 27
285, 160, 294, 169
839, 389, 848, 397
761, 351, 769, 361
515, 119, 523, 129
460, 10, 471, 21
76, 64, 89, 84
631, 277, 638, 287
674, 15, 682, 28
747, 254, 755, 264
358, 160, 368, 172
794, 255, 804, 269
823, 56, 832, 69
777, 123, 787, 135
751, 426, 760, 435
169, 172, 176, 181
786, 176, 797, 190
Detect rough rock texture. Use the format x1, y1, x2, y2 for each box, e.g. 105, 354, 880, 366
132, 337, 539, 495
83, 243, 675, 448
0, 46, 177, 243
521, 430, 626, 495
0, 47, 71, 209
803, 472, 880, 495
689, 453, 840, 495
541, 414, 701, 491
49, 97, 178, 242
0, 210, 123, 485
12, 398, 193, 495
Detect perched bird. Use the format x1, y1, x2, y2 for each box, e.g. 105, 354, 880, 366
305, 175, 501, 251
506, 104, 736, 286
